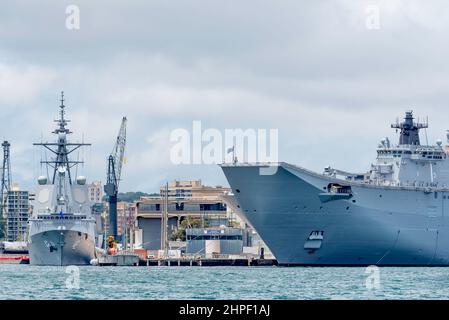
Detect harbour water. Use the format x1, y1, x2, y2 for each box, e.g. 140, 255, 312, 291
1, 265, 449, 300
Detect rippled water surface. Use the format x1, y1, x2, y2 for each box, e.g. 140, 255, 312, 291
1, 265, 449, 299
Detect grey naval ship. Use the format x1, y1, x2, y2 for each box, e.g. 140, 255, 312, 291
221, 111, 449, 266
28, 93, 96, 266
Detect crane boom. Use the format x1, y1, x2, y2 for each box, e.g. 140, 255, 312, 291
112, 117, 127, 186
104, 117, 127, 240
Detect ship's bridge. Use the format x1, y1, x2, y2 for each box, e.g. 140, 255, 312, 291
376, 147, 413, 158
376, 145, 445, 160
411, 146, 446, 161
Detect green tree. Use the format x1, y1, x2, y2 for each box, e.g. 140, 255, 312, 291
102, 191, 159, 203
227, 220, 241, 228
170, 216, 208, 241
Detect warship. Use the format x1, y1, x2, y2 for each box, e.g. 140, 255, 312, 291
221, 111, 449, 266
28, 93, 96, 266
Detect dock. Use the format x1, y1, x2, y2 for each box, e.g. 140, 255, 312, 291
139, 258, 278, 267
97, 254, 140, 266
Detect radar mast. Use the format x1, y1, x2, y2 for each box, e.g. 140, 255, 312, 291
33, 91, 91, 185
391, 110, 428, 146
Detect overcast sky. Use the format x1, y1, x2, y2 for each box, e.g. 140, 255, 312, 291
2, 0, 449, 192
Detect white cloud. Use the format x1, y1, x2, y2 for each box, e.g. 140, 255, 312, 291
0, 63, 55, 105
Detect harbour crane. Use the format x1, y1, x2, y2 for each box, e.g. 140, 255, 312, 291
0, 141, 11, 218
104, 117, 127, 242
0, 141, 11, 239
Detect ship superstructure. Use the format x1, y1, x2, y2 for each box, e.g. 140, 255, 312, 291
28, 93, 96, 266
221, 111, 449, 265
323, 111, 448, 188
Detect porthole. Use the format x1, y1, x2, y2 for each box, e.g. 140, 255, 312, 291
235, 189, 240, 193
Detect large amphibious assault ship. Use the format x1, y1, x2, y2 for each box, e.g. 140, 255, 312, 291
28, 93, 96, 265
221, 111, 449, 266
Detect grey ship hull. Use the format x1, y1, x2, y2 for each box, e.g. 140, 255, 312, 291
221, 163, 449, 266
29, 229, 95, 266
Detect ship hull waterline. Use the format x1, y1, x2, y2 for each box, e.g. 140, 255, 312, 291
29, 229, 95, 266
221, 163, 449, 266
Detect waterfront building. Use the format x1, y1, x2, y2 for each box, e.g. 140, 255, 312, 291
185, 227, 245, 257
88, 181, 103, 204
161, 180, 230, 199
135, 180, 231, 251
117, 201, 137, 236
6, 185, 30, 242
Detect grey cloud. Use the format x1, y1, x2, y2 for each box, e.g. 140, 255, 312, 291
1, 1, 449, 192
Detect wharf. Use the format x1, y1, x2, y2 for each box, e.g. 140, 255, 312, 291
97, 254, 140, 266
139, 258, 278, 267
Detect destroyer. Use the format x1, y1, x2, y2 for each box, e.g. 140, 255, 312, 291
28, 92, 96, 266
221, 111, 449, 266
